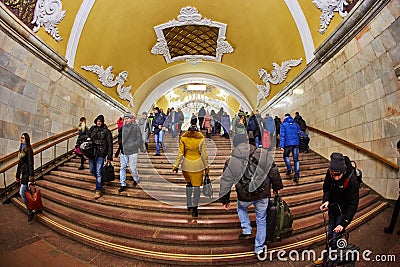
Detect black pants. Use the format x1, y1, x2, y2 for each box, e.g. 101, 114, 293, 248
387, 195, 400, 231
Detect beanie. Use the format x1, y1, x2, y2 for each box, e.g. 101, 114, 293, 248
329, 152, 346, 173
123, 112, 132, 119
233, 134, 248, 147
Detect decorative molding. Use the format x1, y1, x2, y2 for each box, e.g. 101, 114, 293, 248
256, 58, 302, 106
32, 0, 66, 42
81, 65, 134, 107
151, 6, 233, 63
284, 0, 315, 63
66, 0, 95, 67
313, 0, 349, 34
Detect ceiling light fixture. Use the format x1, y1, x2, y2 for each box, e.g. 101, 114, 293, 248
187, 84, 207, 91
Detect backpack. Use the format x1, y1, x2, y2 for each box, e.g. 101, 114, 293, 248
235, 148, 267, 202
343, 156, 363, 187
267, 194, 293, 243
295, 117, 307, 132
247, 117, 257, 132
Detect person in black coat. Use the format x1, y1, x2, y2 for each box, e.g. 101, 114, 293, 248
89, 115, 113, 199
16, 133, 38, 222
320, 152, 359, 249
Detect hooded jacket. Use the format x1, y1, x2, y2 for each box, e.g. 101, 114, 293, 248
173, 130, 208, 186
219, 143, 283, 204
89, 115, 113, 160
322, 166, 360, 228
280, 116, 300, 148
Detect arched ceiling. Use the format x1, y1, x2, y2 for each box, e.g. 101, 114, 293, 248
28, 0, 352, 113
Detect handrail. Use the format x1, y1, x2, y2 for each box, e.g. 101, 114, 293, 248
0, 124, 118, 174
0, 128, 78, 164
307, 126, 399, 171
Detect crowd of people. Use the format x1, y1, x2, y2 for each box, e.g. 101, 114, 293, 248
14, 106, 399, 264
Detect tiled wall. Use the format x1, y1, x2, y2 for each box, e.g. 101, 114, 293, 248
0, 28, 122, 187
269, 1, 400, 199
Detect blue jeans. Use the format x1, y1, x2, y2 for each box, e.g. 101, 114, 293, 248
154, 130, 165, 154
89, 157, 104, 190
120, 153, 139, 186
328, 210, 343, 249
283, 145, 300, 174
237, 198, 269, 254
19, 184, 32, 215
170, 123, 178, 138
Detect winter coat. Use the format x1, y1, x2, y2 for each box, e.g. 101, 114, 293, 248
294, 115, 307, 132
219, 143, 283, 204
274, 117, 281, 135
264, 116, 275, 135
198, 107, 206, 118
168, 111, 179, 124
121, 122, 143, 155
322, 168, 359, 228
280, 116, 300, 148
220, 114, 231, 132
202, 114, 212, 130
178, 111, 184, 123
89, 121, 113, 160
16, 145, 34, 185
152, 112, 166, 134
173, 130, 208, 186
138, 118, 151, 143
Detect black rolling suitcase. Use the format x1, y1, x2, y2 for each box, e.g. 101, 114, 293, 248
266, 194, 293, 243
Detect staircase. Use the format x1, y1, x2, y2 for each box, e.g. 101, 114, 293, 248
12, 133, 387, 265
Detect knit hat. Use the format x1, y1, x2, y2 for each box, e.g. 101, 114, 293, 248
123, 112, 132, 119
233, 134, 248, 147
142, 111, 147, 116
329, 152, 346, 173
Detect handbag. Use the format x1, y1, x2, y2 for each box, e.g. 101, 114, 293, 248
24, 184, 43, 211
202, 174, 213, 198
80, 139, 95, 159
102, 162, 115, 182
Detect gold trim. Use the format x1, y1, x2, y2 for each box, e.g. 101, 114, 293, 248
14, 199, 386, 261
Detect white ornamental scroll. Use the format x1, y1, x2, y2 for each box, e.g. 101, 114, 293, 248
256, 58, 302, 106
81, 65, 134, 107
32, 0, 66, 42
313, 0, 349, 34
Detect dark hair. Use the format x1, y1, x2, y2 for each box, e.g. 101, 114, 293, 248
188, 125, 199, 132
285, 113, 291, 117
21, 132, 31, 148
397, 140, 400, 149
80, 117, 86, 123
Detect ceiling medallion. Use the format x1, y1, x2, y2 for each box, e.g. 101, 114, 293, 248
313, 0, 350, 34
151, 6, 234, 63
81, 65, 134, 107
256, 58, 302, 106
32, 0, 66, 42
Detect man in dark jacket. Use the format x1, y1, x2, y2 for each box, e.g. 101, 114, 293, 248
320, 152, 359, 249
152, 107, 166, 156
219, 134, 283, 259
294, 111, 307, 132
118, 112, 143, 192
280, 113, 300, 182
89, 115, 113, 199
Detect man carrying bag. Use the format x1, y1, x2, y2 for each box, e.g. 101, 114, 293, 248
219, 134, 283, 260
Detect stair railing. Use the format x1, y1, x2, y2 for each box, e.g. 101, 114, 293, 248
0, 124, 118, 202
307, 126, 399, 171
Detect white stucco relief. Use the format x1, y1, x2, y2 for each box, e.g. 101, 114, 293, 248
313, 0, 349, 34
256, 58, 302, 106
32, 0, 66, 42
81, 65, 134, 107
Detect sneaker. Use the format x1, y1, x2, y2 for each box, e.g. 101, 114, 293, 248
286, 170, 292, 175
133, 181, 138, 186
154, 153, 161, 156
94, 190, 102, 199
34, 210, 42, 215
118, 186, 126, 192
78, 165, 84, 170
28, 213, 34, 222
238, 233, 252, 240
293, 173, 299, 182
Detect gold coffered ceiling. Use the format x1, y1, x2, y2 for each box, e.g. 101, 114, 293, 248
32, 0, 346, 113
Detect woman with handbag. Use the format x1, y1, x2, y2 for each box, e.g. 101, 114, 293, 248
16, 133, 39, 222
75, 117, 88, 170
172, 119, 209, 217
